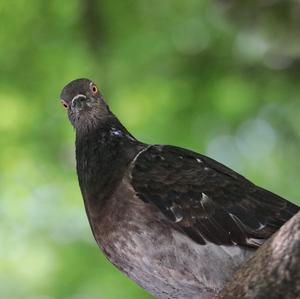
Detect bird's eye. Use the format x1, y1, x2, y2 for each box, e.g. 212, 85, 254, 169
61, 99, 69, 109
91, 84, 98, 94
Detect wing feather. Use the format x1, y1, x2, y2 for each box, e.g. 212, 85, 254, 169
130, 145, 299, 247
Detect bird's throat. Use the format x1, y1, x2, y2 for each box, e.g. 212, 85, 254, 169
75, 119, 142, 211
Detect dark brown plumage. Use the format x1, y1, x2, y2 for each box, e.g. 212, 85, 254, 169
60, 78, 299, 299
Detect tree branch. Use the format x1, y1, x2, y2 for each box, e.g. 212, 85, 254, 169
218, 211, 300, 299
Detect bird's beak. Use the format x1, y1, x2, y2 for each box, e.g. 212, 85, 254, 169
72, 94, 87, 110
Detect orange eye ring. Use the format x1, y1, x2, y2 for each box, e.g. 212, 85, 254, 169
91, 84, 98, 94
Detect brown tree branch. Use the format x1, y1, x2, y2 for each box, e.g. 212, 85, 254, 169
218, 211, 300, 299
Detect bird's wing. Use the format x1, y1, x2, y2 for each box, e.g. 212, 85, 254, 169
130, 145, 299, 247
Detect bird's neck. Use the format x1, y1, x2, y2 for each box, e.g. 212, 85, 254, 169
75, 117, 142, 209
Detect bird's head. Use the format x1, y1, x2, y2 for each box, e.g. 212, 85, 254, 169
60, 78, 110, 131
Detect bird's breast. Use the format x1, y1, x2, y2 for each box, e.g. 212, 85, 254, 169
85, 177, 253, 299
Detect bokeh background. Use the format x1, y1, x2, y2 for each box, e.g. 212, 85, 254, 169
1, 1, 300, 298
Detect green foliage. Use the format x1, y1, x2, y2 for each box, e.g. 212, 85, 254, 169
1, 1, 300, 298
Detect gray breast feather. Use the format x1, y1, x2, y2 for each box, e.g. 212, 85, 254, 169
92, 178, 254, 299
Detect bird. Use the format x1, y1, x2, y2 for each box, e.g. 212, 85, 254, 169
60, 78, 299, 299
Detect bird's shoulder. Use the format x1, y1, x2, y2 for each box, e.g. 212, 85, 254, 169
129, 144, 298, 247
